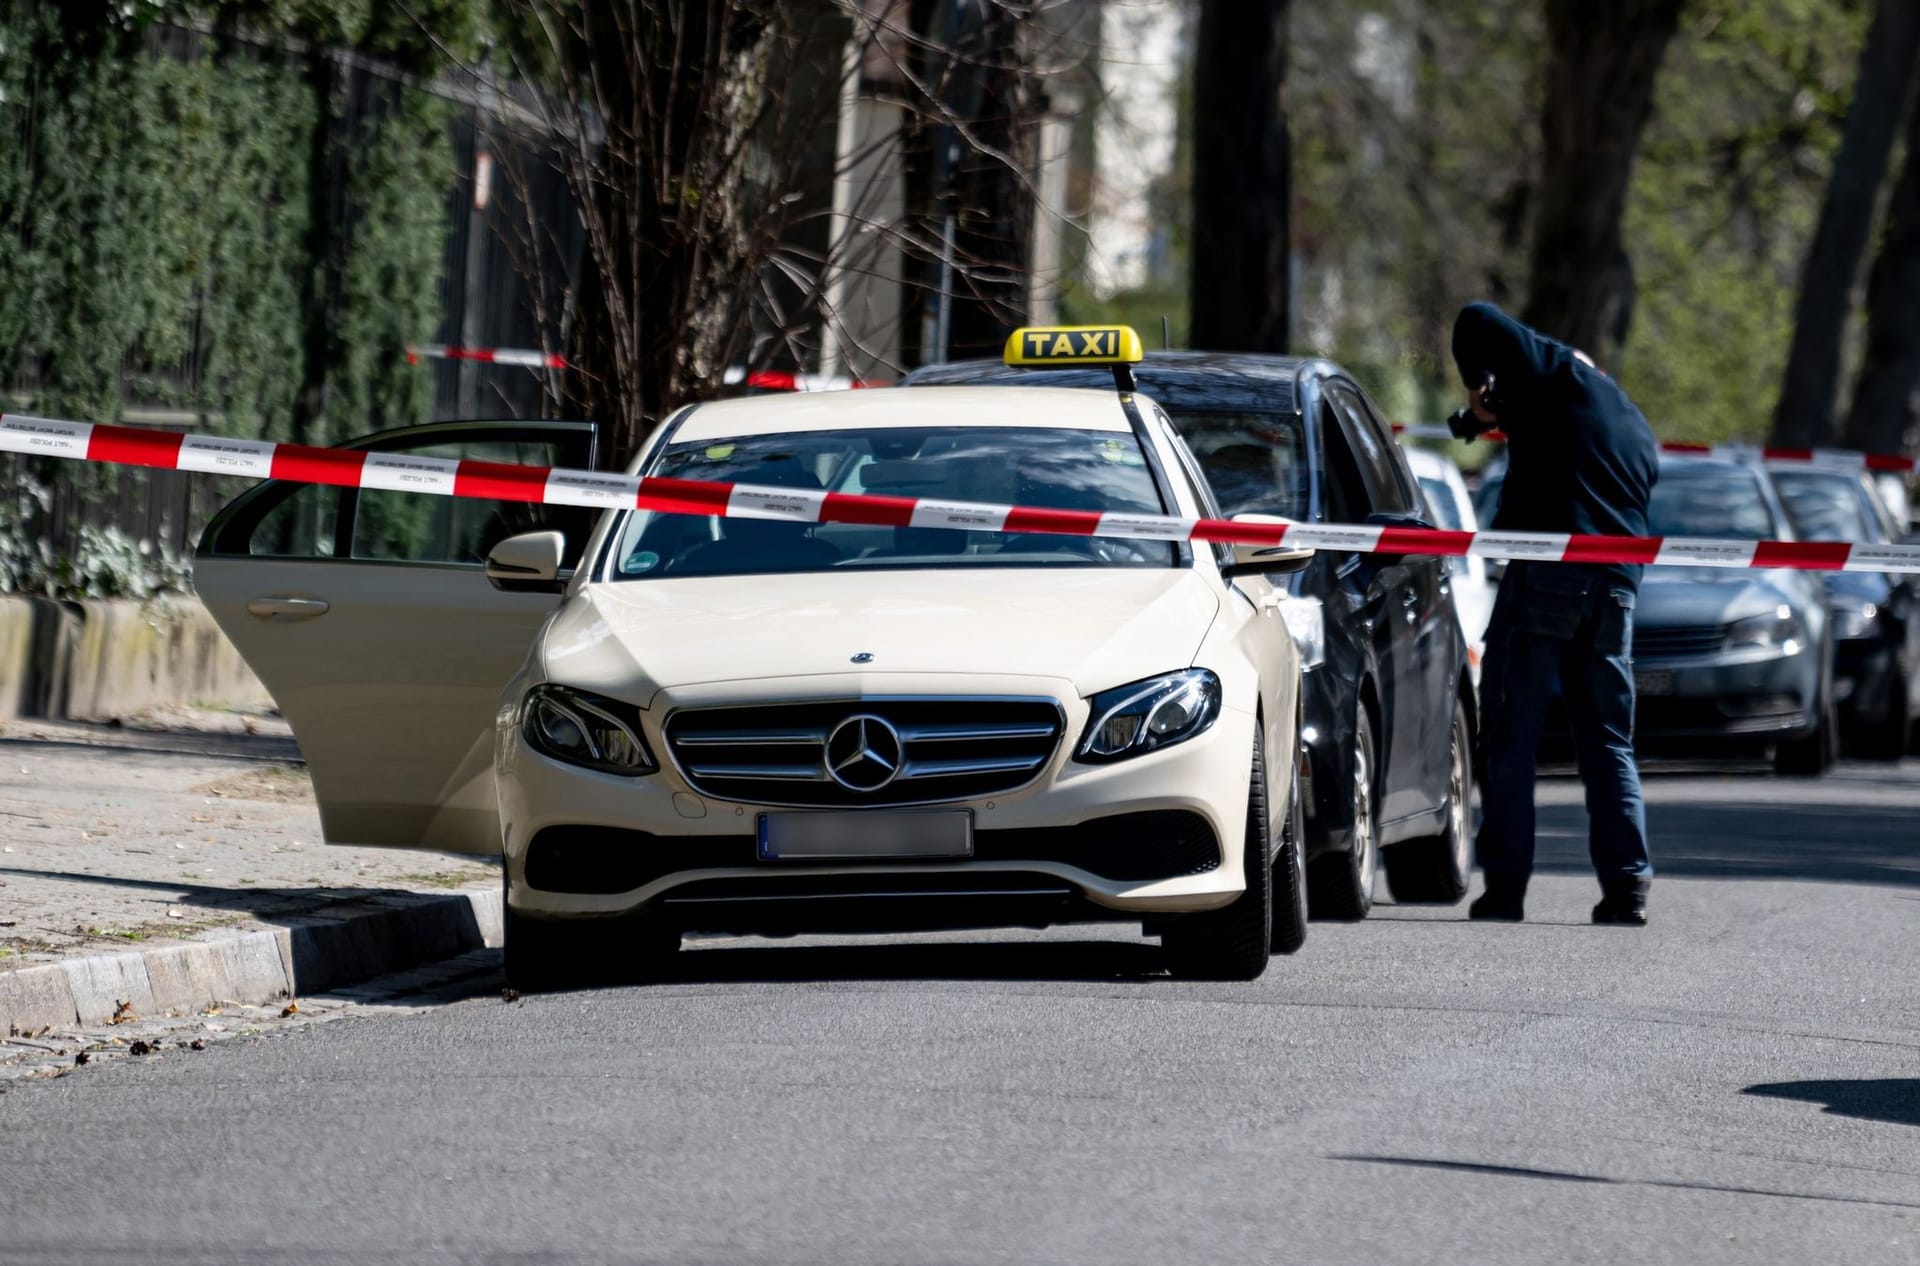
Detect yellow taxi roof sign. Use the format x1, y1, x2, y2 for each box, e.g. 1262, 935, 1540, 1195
1003, 325, 1145, 368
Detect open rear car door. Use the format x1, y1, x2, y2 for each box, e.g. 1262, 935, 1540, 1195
193, 420, 598, 855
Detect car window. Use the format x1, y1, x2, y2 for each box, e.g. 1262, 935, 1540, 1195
1417, 475, 1475, 578
1153, 407, 1234, 569
350, 440, 596, 566
1770, 470, 1878, 543
207, 425, 598, 564
609, 425, 1179, 578
1648, 465, 1777, 539
1327, 384, 1415, 514
1161, 409, 1311, 522
247, 483, 345, 558
1316, 399, 1372, 523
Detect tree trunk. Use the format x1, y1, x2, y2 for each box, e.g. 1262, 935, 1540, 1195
943, 4, 1034, 361
1771, 0, 1920, 448
1189, 0, 1289, 354
1520, 0, 1683, 370
1841, 87, 1920, 460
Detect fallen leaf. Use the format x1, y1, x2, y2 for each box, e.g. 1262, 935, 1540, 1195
109, 1000, 136, 1025
501, 987, 520, 1003
73, 1051, 89, 1066
188, 1039, 206, 1051
280, 1002, 299, 1017
128, 1039, 155, 1056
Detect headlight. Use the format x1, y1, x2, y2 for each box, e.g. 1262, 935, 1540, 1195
1276, 596, 1326, 668
1830, 601, 1880, 640
1077, 669, 1222, 763
522, 685, 656, 775
1724, 605, 1804, 656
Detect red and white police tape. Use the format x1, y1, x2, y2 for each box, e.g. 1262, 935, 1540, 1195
405, 343, 569, 370
5, 412, 1920, 575
720, 367, 886, 392
1391, 422, 1919, 475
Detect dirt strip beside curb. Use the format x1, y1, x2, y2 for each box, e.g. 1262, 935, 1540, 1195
1, 886, 501, 1033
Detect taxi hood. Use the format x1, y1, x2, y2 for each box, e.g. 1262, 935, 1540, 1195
538, 567, 1221, 705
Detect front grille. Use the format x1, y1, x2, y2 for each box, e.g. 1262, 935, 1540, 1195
1634, 623, 1728, 660
523, 810, 1218, 897
665, 698, 1065, 807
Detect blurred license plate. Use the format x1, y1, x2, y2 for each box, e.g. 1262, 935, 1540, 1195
758, 810, 973, 861
1635, 669, 1676, 696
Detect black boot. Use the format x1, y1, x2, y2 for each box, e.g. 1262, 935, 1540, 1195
1469, 885, 1525, 922
1592, 882, 1648, 926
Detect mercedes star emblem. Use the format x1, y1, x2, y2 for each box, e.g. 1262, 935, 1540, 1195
824, 714, 903, 792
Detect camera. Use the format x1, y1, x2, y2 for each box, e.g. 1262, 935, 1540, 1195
1446, 405, 1491, 442
1447, 370, 1499, 441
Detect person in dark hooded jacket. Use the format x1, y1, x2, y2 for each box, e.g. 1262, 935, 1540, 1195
1452, 302, 1659, 925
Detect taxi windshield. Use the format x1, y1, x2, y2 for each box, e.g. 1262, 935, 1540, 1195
609, 425, 1178, 579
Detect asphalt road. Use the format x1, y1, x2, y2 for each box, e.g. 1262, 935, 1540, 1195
3, 762, 1918, 1265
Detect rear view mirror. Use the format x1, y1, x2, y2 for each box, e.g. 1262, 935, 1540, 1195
487, 530, 567, 593
1220, 512, 1315, 579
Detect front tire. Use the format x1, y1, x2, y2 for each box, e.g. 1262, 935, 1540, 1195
504, 876, 679, 993
1309, 705, 1377, 920
1776, 684, 1838, 776
1271, 740, 1310, 954
1856, 650, 1912, 762
1161, 729, 1275, 981
1384, 696, 1473, 903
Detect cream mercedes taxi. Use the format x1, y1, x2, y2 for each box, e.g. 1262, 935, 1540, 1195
194, 327, 1313, 986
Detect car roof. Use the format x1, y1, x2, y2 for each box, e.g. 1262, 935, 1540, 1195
672, 385, 1136, 441
1660, 454, 1759, 476
903, 351, 1314, 415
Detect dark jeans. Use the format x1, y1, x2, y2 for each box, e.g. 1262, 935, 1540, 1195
1476, 563, 1652, 902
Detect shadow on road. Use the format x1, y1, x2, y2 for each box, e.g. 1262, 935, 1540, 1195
554, 936, 1167, 990
1530, 766, 1920, 889
1744, 1079, 1920, 1128
1333, 1153, 1920, 1209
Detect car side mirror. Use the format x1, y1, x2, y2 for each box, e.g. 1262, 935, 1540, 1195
486, 530, 568, 593
1219, 512, 1315, 580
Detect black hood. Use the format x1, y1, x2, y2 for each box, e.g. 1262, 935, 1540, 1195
1451, 301, 1579, 422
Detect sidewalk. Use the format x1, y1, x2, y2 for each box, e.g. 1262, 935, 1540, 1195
0, 705, 502, 1035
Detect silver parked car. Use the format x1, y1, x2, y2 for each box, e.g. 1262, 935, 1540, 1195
1629, 457, 1836, 774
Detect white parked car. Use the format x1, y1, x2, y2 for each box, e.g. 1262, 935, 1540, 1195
194, 329, 1315, 986
1404, 447, 1492, 684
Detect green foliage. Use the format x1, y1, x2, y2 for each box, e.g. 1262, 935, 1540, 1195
333, 89, 452, 444
0, 470, 191, 599
0, 2, 472, 594
1622, 0, 1868, 443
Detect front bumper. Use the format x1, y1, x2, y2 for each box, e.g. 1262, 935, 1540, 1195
497, 676, 1257, 930
1628, 646, 1820, 744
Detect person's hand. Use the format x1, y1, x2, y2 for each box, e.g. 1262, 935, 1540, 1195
1469, 383, 1498, 425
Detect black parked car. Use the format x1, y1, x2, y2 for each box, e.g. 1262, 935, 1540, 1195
1767, 464, 1920, 759
905, 353, 1476, 917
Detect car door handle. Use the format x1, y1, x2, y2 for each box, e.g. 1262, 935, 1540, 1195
246, 595, 330, 620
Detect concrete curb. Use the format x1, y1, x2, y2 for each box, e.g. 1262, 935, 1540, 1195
0, 887, 502, 1033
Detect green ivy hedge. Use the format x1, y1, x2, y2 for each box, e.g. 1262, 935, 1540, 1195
0, 5, 460, 447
